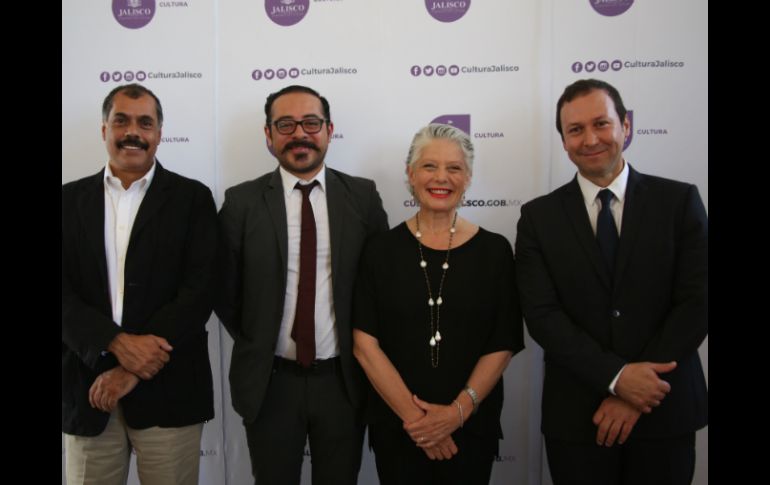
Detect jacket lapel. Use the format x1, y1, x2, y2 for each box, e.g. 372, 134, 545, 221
79, 170, 109, 294
131, 161, 171, 242
562, 178, 612, 291
265, 169, 289, 284
325, 168, 346, 291
613, 166, 647, 288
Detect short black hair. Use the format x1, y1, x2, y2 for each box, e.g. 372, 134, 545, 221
264, 85, 330, 126
555, 79, 626, 140
102, 83, 163, 126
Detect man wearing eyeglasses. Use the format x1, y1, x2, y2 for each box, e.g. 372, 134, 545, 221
216, 85, 389, 485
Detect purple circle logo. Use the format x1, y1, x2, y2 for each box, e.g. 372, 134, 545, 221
423, 65, 434, 76
597, 60, 609, 72
252, 69, 263, 81
436, 65, 447, 76
585, 61, 596, 72
289, 67, 300, 78
571, 61, 583, 73
124, 71, 135, 81
277, 68, 287, 79
611, 59, 622, 71
589, 0, 634, 17
136, 71, 147, 81
448, 65, 460, 76
411, 65, 422, 77
112, 0, 156, 30
100, 72, 111, 82
265, 69, 275, 80
112, 71, 123, 82
425, 0, 471, 23
265, 0, 309, 27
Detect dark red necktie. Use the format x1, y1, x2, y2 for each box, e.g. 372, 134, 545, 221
292, 180, 319, 367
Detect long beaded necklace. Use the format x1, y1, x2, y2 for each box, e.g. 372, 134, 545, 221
415, 211, 457, 368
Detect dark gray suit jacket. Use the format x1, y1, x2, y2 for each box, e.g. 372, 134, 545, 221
515, 165, 708, 442
215, 167, 389, 423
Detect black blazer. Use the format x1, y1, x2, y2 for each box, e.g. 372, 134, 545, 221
215, 167, 389, 424
62, 162, 217, 436
515, 166, 708, 442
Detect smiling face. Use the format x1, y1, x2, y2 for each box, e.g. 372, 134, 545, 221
559, 88, 630, 187
264, 91, 333, 180
102, 92, 161, 179
408, 138, 470, 213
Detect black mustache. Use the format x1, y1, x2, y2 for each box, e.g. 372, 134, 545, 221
283, 140, 320, 153
117, 137, 150, 150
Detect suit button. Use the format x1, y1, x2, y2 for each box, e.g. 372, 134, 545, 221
611, 309, 621, 318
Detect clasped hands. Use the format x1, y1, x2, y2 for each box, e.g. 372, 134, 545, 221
593, 361, 677, 447
403, 395, 461, 460
89, 333, 174, 413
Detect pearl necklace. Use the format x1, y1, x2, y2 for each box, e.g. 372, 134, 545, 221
415, 211, 457, 368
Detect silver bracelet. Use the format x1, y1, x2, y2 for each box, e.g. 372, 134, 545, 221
464, 385, 479, 414
453, 399, 464, 428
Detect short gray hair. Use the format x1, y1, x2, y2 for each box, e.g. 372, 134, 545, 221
405, 123, 474, 196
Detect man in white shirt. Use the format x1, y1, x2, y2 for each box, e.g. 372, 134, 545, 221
515, 78, 708, 485
62, 83, 217, 485
216, 85, 389, 485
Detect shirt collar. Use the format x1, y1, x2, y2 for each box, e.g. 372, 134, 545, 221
103, 159, 157, 192
279, 164, 326, 197
576, 159, 629, 207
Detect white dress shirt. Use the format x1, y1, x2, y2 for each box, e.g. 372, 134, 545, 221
576, 160, 629, 394
103, 161, 156, 326
275, 165, 339, 360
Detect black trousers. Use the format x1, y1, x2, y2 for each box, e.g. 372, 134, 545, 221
369, 423, 498, 485
545, 432, 696, 485
244, 357, 364, 485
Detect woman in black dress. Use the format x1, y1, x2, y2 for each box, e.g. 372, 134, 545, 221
353, 123, 524, 484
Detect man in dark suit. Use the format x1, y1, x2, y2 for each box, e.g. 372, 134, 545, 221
216, 85, 389, 485
515, 79, 708, 485
62, 84, 217, 484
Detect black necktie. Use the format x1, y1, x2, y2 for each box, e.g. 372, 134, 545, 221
292, 180, 319, 367
596, 189, 619, 273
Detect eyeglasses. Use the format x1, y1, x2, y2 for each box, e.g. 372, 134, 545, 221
272, 118, 328, 135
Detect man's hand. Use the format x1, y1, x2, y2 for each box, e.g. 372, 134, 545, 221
592, 396, 641, 447
107, 333, 172, 380
88, 366, 141, 413
615, 361, 676, 413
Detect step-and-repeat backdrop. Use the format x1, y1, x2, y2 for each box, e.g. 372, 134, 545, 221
63, 2, 707, 484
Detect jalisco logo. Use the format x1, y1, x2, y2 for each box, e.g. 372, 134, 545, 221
425, 0, 471, 23
251, 66, 356, 80
99, 70, 202, 82
590, 0, 634, 17
112, 0, 156, 29
265, 0, 310, 27
571, 58, 683, 73
411, 63, 517, 77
